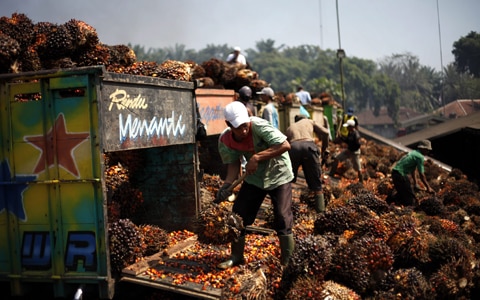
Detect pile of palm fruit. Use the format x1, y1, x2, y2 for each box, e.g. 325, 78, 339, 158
103, 139, 480, 299
0, 13, 268, 92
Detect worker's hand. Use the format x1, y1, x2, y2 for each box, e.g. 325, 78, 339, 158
214, 183, 232, 204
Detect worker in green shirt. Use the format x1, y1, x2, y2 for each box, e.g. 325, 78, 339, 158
215, 101, 295, 269
391, 140, 435, 206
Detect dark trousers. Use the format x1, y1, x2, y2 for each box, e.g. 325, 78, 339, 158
391, 170, 416, 206
289, 140, 322, 192
233, 181, 293, 236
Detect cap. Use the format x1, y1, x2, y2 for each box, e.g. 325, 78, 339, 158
233, 46, 241, 52
225, 101, 250, 128
343, 119, 356, 127
417, 140, 432, 150
238, 86, 252, 99
347, 107, 354, 115
257, 87, 274, 98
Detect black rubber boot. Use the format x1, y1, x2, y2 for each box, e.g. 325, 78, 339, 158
329, 161, 338, 177
279, 234, 295, 266
217, 235, 245, 269
314, 193, 325, 213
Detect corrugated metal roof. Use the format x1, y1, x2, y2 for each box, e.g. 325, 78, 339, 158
393, 110, 480, 146
434, 99, 480, 118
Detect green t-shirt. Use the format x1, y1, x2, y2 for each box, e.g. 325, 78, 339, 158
218, 117, 294, 190
393, 150, 425, 176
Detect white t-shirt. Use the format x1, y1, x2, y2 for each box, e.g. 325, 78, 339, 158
226, 53, 247, 65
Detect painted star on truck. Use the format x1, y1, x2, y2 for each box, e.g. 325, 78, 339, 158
25, 113, 90, 177
0, 160, 36, 222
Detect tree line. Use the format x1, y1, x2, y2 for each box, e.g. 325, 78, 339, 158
131, 32, 480, 125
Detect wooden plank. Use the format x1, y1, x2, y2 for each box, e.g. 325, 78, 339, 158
122, 236, 198, 276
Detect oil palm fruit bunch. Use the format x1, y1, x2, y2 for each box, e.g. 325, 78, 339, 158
379, 268, 434, 300
201, 58, 225, 84
0, 13, 35, 50
117, 61, 162, 77
430, 260, 474, 299
75, 44, 110, 67
319, 280, 361, 300
348, 191, 390, 215
283, 276, 324, 300
0, 32, 20, 72
193, 202, 244, 245
64, 18, 99, 50
106, 44, 136, 67
281, 235, 332, 292
108, 218, 144, 273
34, 22, 74, 61
158, 60, 192, 81
138, 224, 169, 257
328, 238, 371, 295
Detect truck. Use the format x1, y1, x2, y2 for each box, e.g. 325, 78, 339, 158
0, 66, 207, 299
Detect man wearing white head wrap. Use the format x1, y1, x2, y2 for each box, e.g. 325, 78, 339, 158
226, 46, 247, 65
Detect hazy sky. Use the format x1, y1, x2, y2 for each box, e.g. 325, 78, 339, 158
2, 0, 479, 71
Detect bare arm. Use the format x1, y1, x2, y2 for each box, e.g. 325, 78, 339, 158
313, 123, 329, 153
245, 140, 291, 175
419, 172, 435, 193
413, 170, 435, 193
223, 160, 242, 184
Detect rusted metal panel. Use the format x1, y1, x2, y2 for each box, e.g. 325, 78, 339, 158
195, 89, 234, 136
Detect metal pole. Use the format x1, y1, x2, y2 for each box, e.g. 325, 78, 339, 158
436, 0, 445, 117
336, 0, 346, 109
339, 57, 345, 110
336, 0, 342, 49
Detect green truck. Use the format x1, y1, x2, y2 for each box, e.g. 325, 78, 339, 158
0, 66, 205, 299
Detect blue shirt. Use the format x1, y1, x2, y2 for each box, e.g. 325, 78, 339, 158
296, 90, 312, 106
262, 103, 279, 129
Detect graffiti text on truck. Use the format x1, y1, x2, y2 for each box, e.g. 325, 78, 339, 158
109, 89, 186, 141
22, 231, 97, 271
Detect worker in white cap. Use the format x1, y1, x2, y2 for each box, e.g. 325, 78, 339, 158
215, 101, 295, 269
226, 46, 247, 66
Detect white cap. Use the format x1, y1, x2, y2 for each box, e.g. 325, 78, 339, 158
233, 46, 241, 52
225, 101, 250, 128
257, 87, 274, 98
343, 119, 356, 127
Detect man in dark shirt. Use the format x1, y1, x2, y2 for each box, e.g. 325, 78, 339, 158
329, 119, 363, 183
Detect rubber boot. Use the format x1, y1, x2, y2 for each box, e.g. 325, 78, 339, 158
217, 235, 245, 269
329, 161, 338, 177
314, 193, 325, 213
279, 234, 295, 266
